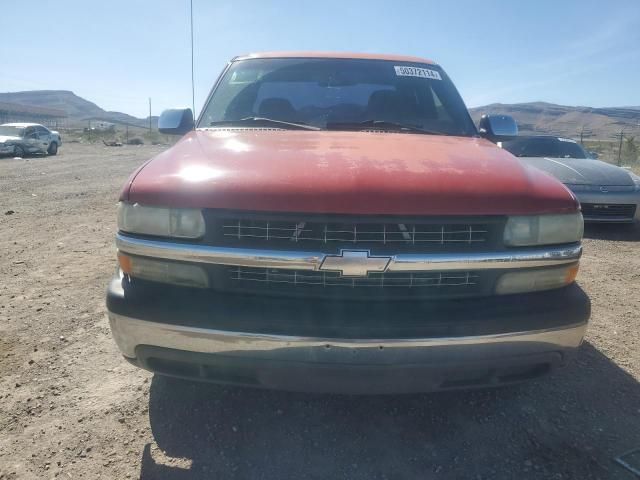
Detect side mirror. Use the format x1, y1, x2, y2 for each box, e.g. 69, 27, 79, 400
158, 108, 194, 135
478, 114, 518, 142
588, 151, 599, 159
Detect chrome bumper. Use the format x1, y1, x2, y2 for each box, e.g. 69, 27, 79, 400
107, 274, 590, 392
115, 233, 582, 272
110, 312, 586, 363
109, 312, 587, 393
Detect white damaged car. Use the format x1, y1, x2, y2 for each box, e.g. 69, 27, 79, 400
0, 123, 62, 157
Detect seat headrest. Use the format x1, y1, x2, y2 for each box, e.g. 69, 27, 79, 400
257, 98, 296, 120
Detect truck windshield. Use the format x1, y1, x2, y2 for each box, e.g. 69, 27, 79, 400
501, 137, 588, 159
0, 126, 25, 137
199, 58, 477, 136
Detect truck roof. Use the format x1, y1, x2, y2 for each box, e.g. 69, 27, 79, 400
233, 51, 436, 65
1, 122, 42, 127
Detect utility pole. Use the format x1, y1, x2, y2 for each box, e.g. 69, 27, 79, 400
613, 129, 625, 166
148, 98, 152, 133
578, 125, 592, 145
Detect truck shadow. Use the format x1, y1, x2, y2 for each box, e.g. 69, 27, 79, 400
583, 222, 640, 242
139, 342, 640, 479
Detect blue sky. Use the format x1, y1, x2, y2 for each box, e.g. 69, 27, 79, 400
1, 0, 639, 118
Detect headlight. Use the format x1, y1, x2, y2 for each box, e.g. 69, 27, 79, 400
496, 263, 579, 295
504, 213, 583, 246
630, 173, 640, 191
117, 202, 205, 239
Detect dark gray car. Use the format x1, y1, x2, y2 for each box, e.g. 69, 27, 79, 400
501, 136, 640, 223
0, 123, 61, 157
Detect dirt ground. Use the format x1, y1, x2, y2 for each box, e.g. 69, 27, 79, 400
0, 143, 639, 480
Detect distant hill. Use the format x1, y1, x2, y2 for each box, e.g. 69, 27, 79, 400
0, 90, 154, 128
469, 102, 640, 140
2, 90, 638, 139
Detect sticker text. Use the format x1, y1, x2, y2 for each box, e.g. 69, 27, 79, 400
394, 66, 442, 80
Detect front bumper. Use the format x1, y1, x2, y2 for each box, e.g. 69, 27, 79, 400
107, 276, 590, 393
573, 190, 640, 223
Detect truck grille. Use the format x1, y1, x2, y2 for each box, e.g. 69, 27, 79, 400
219, 266, 492, 300
204, 213, 504, 253
230, 267, 478, 288
223, 220, 487, 244
581, 203, 636, 220
200, 212, 504, 299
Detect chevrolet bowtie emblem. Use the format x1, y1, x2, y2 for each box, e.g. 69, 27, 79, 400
319, 250, 391, 277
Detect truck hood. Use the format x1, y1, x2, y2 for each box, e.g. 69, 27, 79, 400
124, 129, 577, 216
517, 156, 634, 186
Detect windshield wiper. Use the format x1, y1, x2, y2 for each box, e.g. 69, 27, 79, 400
208, 117, 320, 131
326, 120, 442, 135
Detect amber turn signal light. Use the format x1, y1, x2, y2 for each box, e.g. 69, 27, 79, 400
118, 252, 133, 274
565, 263, 579, 284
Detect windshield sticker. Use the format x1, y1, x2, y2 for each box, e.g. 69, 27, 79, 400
558, 137, 577, 143
394, 66, 442, 80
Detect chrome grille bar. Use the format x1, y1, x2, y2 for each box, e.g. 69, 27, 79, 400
116, 233, 583, 272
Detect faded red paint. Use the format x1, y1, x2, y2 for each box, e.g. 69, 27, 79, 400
122, 129, 578, 216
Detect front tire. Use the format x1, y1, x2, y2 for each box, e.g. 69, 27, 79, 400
13, 145, 25, 157
47, 142, 58, 156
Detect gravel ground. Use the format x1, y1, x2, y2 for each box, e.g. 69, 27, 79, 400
0, 143, 639, 479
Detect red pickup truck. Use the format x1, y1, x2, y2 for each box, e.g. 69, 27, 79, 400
107, 52, 589, 394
